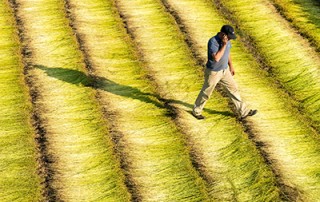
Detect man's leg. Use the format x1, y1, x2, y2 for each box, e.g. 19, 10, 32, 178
193, 68, 222, 117
220, 69, 251, 117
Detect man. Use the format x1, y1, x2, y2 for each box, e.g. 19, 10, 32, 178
192, 25, 257, 120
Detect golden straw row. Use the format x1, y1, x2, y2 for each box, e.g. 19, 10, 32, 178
13, 0, 129, 200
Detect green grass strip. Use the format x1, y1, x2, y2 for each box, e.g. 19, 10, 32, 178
15, 0, 130, 200
219, 0, 320, 131
270, 0, 320, 52
117, 0, 283, 201
0, 1, 42, 201
163, 0, 320, 200
67, 0, 208, 201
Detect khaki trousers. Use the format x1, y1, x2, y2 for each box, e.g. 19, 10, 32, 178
193, 67, 250, 117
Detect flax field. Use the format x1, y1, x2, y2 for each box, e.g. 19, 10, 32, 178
1, 0, 320, 201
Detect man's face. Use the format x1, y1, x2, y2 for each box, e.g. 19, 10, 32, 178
221, 33, 230, 41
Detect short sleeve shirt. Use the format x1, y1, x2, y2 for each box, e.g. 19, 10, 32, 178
206, 34, 232, 71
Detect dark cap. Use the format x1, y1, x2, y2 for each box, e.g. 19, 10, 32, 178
221, 25, 237, 39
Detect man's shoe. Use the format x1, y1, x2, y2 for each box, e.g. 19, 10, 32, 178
192, 111, 205, 120
241, 109, 257, 119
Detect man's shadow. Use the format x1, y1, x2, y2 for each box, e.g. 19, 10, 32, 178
36, 65, 233, 117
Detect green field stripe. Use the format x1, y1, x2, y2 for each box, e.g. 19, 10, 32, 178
270, 0, 320, 52
15, 0, 130, 201
162, 0, 320, 200
0, 1, 42, 201
116, 0, 283, 201
219, 0, 320, 131
66, 0, 209, 201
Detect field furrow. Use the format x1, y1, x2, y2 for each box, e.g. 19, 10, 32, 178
270, 0, 320, 53
218, 0, 320, 131
65, 0, 209, 201
116, 0, 284, 201
161, 0, 320, 200
0, 1, 42, 201
12, 0, 130, 201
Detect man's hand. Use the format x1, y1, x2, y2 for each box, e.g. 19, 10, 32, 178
222, 34, 228, 45
229, 66, 235, 76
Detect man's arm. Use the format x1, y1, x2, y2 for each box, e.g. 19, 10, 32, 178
212, 34, 228, 62
228, 54, 235, 76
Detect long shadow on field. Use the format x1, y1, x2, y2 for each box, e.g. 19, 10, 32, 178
36, 65, 232, 117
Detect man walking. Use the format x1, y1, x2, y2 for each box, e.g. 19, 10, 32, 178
192, 25, 257, 120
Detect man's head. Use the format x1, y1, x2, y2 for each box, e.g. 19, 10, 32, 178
220, 25, 237, 40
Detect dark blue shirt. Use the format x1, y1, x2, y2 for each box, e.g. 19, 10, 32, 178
206, 34, 232, 71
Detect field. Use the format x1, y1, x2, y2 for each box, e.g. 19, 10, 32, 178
1, 0, 320, 201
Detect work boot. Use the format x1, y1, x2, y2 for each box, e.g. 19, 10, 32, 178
241, 109, 257, 119
192, 111, 205, 120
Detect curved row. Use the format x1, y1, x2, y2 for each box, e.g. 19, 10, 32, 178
66, 0, 208, 201
0, 1, 42, 201
13, 0, 130, 200
270, 0, 320, 53
162, 0, 320, 200
116, 0, 283, 201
